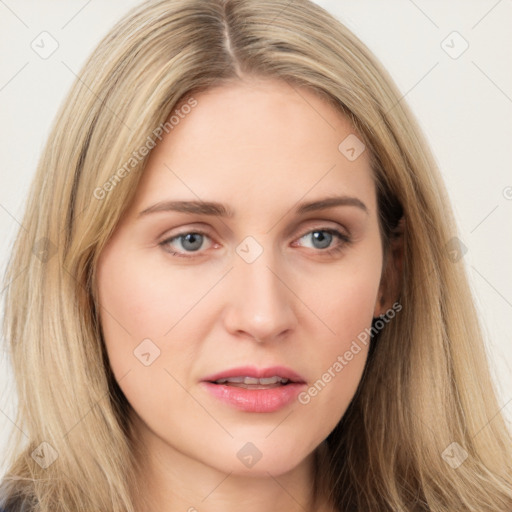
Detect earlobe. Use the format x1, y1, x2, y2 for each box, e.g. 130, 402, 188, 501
373, 293, 386, 318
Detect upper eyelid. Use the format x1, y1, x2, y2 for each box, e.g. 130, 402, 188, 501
161, 223, 348, 241
296, 225, 349, 239
161, 217, 349, 239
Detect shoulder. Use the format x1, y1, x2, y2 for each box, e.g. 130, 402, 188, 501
0, 480, 34, 512
0, 500, 31, 512
0, 500, 14, 512
0, 494, 33, 512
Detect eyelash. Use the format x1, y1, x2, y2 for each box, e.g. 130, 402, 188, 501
159, 228, 351, 259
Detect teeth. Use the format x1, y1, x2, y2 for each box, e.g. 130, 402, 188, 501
215, 376, 290, 385
259, 376, 286, 385
215, 377, 245, 384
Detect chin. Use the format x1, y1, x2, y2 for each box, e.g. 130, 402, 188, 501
201, 436, 316, 477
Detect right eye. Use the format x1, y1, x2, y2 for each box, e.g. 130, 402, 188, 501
159, 230, 215, 258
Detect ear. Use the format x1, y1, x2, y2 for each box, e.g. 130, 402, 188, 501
373, 216, 405, 317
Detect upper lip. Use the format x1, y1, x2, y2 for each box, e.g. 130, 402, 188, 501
202, 365, 306, 384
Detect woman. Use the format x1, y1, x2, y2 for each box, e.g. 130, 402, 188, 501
1, 0, 511, 510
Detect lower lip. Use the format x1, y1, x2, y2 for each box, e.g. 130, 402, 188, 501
201, 382, 306, 412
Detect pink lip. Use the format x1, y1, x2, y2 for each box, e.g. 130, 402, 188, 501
200, 365, 307, 413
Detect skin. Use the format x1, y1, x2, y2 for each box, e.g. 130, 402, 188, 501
96, 76, 398, 512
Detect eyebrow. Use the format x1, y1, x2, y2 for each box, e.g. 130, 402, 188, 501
138, 195, 368, 218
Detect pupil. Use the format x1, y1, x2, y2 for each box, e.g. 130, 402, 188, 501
182, 233, 203, 251
312, 231, 332, 249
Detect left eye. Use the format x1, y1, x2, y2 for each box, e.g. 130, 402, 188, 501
296, 229, 349, 251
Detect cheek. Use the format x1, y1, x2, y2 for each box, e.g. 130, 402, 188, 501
95, 246, 204, 429
294, 246, 382, 422
95, 244, 211, 369
300, 244, 382, 346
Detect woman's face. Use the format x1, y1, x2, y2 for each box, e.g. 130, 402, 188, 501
96, 78, 388, 477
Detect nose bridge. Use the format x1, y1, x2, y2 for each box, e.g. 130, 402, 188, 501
224, 239, 297, 341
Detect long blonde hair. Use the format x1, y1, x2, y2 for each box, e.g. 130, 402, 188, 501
2, 0, 511, 510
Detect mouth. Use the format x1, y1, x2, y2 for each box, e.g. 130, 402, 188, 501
200, 366, 306, 412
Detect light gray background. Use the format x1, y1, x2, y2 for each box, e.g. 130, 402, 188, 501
1, 0, 511, 475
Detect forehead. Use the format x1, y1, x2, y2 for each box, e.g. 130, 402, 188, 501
131, 78, 376, 217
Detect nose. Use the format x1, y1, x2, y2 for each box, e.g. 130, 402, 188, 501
222, 250, 298, 343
